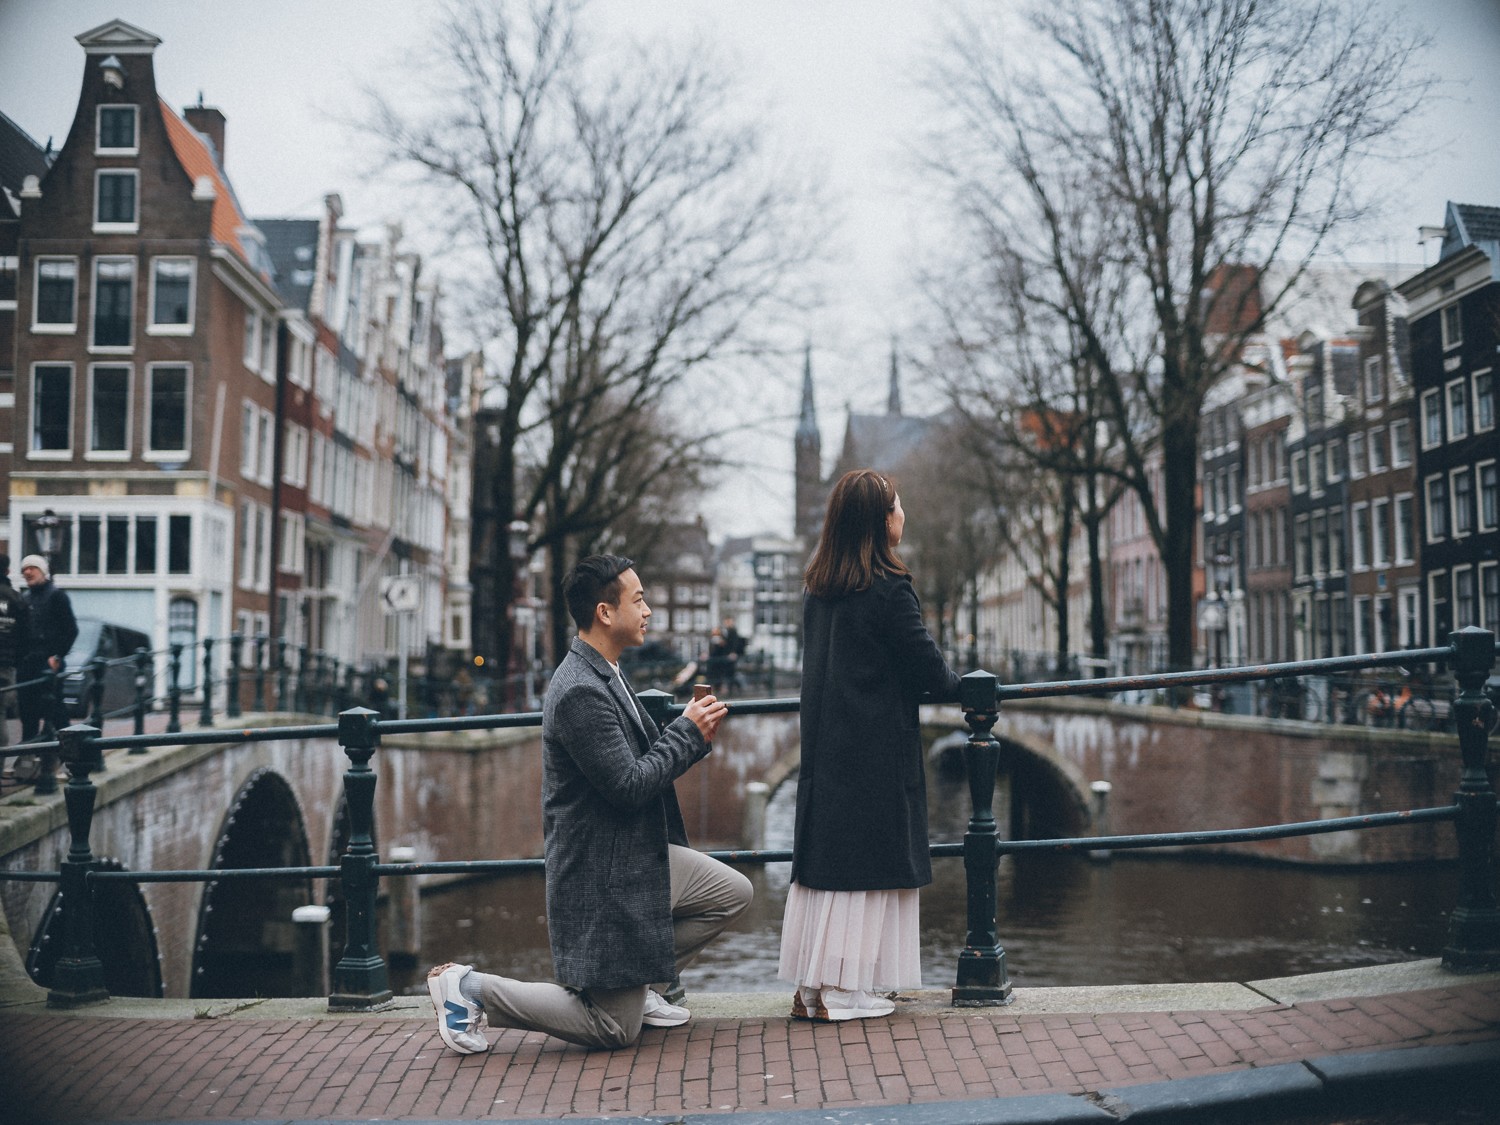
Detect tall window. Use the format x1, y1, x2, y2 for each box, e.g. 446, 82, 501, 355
91, 257, 134, 349
1454, 568, 1476, 631
1348, 432, 1365, 478
1426, 476, 1448, 543
1368, 426, 1388, 473
1481, 563, 1500, 633
147, 364, 189, 455
1393, 495, 1413, 565
1479, 462, 1498, 532
31, 364, 72, 454
1326, 439, 1343, 483
1447, 379, 1469, 440
96, 105, 137, 152
1389, 420, 1411, 467
1475, 370, 1495, 432
149, 258, 194, 329
1452, 468, 1474, 537
1364, 355, 1383, 403
168, 515, 192, 573
94, 170, 138, 228
1421, 389, 1443, 448
33, 258, 77, 330
1351, 504, 1369, 571
1441, 303, 1463, 350
89, 365, 130, 455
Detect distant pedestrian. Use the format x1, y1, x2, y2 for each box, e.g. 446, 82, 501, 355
721, 616, 747, 694
780, 469, 960, 1021
0, 555, 31, 749
18, 554, 78, 741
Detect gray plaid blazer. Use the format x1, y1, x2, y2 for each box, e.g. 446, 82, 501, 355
541, 637, 708, 989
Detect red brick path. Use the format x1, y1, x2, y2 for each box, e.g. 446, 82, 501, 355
2, 980, 1497, 1121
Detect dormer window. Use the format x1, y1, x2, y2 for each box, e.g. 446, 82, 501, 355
1441, 303, 1462, 351
95, 169, 139, 231
97, 105, 138, 154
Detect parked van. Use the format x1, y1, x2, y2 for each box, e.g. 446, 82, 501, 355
62, 618, 153, 719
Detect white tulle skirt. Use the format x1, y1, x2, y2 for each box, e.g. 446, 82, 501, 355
777, 881, 922, 992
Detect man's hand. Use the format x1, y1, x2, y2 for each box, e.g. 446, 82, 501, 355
685, 692, 728, 741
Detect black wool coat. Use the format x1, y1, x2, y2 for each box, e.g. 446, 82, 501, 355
792, 572, 961, 892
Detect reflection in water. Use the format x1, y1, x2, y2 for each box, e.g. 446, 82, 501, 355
390, 764, 1457, 996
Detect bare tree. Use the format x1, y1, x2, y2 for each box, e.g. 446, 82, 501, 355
368, 0, 819, 676
925, 0, 1432, 670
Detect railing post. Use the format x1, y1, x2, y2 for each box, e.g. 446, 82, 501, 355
131, 647, 150, 743
84, 655, 107, 729
35, 668, 62, 794
954, 669, 1012, 1006
329, 706, 393, 1010
48, 724, 108, 1008
199, 637, 215, 728
226, 633, 243, 719
1442, 627, 1500, 971
166, 643, 183, 734
253, 634, 267, 712
639, 688, 672, 731
276, 638, 290, 712
295, 643, 309, 714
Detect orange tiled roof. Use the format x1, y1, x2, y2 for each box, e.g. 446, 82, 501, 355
158, 97, 253, 270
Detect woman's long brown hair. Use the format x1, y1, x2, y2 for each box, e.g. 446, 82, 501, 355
803, 469, 908, 597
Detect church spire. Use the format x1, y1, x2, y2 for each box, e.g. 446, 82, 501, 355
797, 341, 818, 438
886, 337, 902, 416
794, 341, 823, 541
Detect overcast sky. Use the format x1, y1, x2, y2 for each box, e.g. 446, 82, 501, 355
2, 0, 1498, 539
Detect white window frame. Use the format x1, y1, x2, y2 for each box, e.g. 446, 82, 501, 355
1364, 354, 1383, 404
86, 362, 132, 460
1447, 377, 1469, 441
147, 257, 196, 334
1451, 466, 1474, 538
95, 104, 139, 155
243, 310, 261, 370
1392, 494, 1413, 566
240, 401, 259, 479
1371, 497, 1391, 568
1425, 475, 1447, 544
1480, 561, 1500, 634
1368, 426, 1388, 473
1454, 566, 1477, 631
1352, 594, 1371, 654
29, 362, 74, 459
1325, 439, 1343, 484
279, 511, 305, 574
1347, 431, 1365, 479
1479, 460, 1498, 533
93, 168, 139, 233
1420, 389, 1443, 449
1474, 369, 1495, 433
144, 363, 191, 459
1291, 450, 1307, 493
1350, 502, 1369, 572
1389, 420, 1411, 468
1441, 302, 1462, 351
90, 255, 135, 352
31, 256, 78, 333
1428, 570, 1449, 645
257, 409, 275, 486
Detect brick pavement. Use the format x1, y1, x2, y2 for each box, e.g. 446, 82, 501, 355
1, 977, 1497, 1122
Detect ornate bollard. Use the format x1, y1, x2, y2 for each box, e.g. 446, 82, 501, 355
226, 633, 243, 719
1442, 627, 1500, 971
329, 707, 393, 1010
84, 655, 107, 729
199, 637, 215, 728
131, 647, 150, 742
166, 642, 183, 734
276, 638, 290, 712
954, 669, 1012, 1005
253, 634, 268, 712
49, 724, 109, 1007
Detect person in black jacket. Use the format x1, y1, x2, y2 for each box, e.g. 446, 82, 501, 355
17, 554, 78, 741
0, 555, 30, 749
778, 469, 961, 1022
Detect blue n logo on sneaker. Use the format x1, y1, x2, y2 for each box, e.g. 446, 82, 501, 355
444, 999, 471, 1030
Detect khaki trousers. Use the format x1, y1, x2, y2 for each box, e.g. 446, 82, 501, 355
472, 844, 752, 1048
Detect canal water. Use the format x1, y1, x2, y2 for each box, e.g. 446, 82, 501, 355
390, 766, 1459, 996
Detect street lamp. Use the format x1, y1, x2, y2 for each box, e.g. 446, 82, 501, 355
507, 520, 529, 709
33, 509, 60, 567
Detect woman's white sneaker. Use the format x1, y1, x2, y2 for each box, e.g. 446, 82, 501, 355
820, 987, 895, 1020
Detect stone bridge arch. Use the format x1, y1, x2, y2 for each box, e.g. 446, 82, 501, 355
25, 857, 163, 998
191, 767, 315, 998
929, 724, 1094, 840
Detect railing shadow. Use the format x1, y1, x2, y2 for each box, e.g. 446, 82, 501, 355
1, 627, 1495, 1011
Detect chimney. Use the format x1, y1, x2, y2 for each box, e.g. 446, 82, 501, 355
183, 104, 227, 165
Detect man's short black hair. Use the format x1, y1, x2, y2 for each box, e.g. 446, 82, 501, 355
564, 554, 636, 632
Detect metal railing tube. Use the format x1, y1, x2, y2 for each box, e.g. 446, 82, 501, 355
328, 707, 392, 1010
199, 637, 215, 728
253, 634, 267, 712
132, 647, 150, 742
226, 633, 243, 719
954, 669, 1011, 1005
167, 642, 183, 734
1442, 626, 1500, 971
48, 723, 108, 1008
84, 655, 107, 729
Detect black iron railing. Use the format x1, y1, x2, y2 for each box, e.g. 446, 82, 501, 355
2, 628, 1495, 1011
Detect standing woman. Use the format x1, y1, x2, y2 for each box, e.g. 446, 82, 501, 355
779, 469, 961, 1020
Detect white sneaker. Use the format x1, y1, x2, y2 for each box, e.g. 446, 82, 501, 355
426, 963, 490, 1054
642, 988, 691, 1027
820, 987, 895, 1020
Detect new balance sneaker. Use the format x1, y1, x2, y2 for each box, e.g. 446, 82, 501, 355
819, 987, 895, 1020
426, 963, 490, 1054
642, 988, 691, 1028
